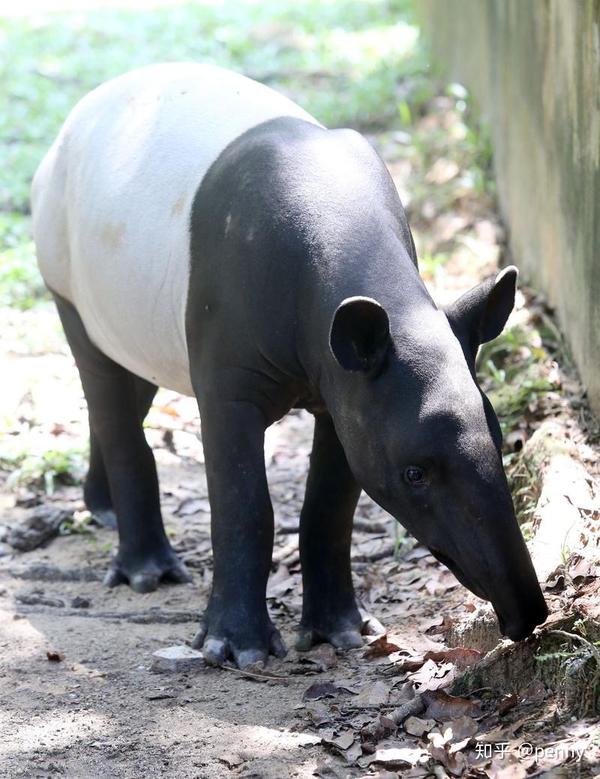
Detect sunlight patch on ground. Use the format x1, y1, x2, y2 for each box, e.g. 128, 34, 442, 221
0, 609, 54, 663
0, 708, 113, 757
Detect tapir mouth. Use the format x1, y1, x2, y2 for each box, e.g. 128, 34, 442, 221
429, 547, 548, 641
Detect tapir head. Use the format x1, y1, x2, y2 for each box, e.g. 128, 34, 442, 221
327, 266, 548, 640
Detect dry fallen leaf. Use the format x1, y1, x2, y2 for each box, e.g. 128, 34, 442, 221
355, 680, 391, 707
420, 615, 445, 633
404, 715, 436, 737
156, 404, 180, 418
303, 681, 357, 701
424, 647, 483, 669
343, 740, 363, 765
498, 693, 518, 716
218, 753, 244, 769
305, 701, 332, 726
372, 744, 429, 769
476, 715, 528, 744
299, 643, 338, 672
442, 715, 478, 743
364, 636, 401, 659
303, 681, 340, 701
426, 157, 460, 185
422, 690, 482, 721
322, 731, 354, 752
428, 742, 467, 776
409, 658, 455, 689
485, 753, 529, 779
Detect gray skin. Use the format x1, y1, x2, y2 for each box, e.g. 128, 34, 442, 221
51, 117, 547, 669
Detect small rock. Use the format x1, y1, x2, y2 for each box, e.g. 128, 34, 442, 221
151, 644, 205, 673
71, 596, 91, 609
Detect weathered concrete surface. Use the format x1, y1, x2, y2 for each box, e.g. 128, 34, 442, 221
420, 0, 600, 415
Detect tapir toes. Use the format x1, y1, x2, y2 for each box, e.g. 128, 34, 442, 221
329, 629, 364, 650
192, 616, 287, 668
103, 567, 126, 588
234, 648, 268, 669
163, 562, 193, 585
202, 637, 230, 667
103, 552, 192, 593
296, 609, 386, 651
130, 571, 161, 593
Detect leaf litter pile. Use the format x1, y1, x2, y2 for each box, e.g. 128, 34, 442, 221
1, 93, 600, 777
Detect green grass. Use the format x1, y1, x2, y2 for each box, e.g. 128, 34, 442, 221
0, 0, 430, 308
2, 445, 87, 495
477, 323, 558, 433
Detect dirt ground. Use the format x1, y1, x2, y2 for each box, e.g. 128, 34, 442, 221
2, 106, 600, 778
0, 399, 472, 779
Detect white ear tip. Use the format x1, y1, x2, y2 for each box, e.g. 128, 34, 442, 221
495, 265, 519, 284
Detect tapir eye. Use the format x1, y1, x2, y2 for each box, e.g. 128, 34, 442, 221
404, 465, 426, 485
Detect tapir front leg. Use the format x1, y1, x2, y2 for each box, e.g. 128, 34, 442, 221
297, 413, 368, 650
53, 293, 191, 592
192, 398, 286, 667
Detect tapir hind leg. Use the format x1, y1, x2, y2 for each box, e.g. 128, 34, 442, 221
297, 413, 383, 650
53, 292, 191, 593
83, 379, 158, 530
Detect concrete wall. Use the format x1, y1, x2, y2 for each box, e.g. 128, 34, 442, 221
420, 0, 600, 414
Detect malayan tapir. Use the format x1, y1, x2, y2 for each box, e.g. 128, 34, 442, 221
31, 63, 547, 668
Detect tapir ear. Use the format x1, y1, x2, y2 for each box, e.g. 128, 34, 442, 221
445, 266, 518, 353
329, 296, 390, 374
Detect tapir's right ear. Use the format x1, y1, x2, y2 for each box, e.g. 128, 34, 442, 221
329, 296, 390, 374
445, 266, 518, 359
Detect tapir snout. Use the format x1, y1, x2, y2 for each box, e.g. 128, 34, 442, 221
429, 501, 548, 641
431, 466, 548, 641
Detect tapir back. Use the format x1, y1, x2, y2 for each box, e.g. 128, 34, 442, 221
31, 63, 319, 395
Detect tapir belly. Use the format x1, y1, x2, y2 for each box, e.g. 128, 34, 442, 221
31, 63, 319, 395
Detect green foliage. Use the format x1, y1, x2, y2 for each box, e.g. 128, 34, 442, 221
477, 324, 557, 433
0, 0, 428, 308
0, 214, 48, 308
58, 510, 95, 536
477, 320, 562, 526
536, 628, 600, 717
418, 251, 449, 281
2, 446, 86, 495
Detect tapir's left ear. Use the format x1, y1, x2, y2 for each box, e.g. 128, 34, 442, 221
445, 266, 518, 355
329, 296, 390, 374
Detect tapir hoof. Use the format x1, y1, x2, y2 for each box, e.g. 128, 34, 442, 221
295, 610, 385, 651
103, 551, 192, 593
191, 617, 287, 668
